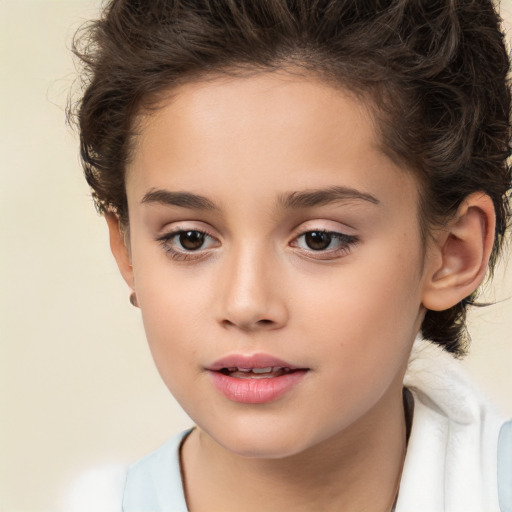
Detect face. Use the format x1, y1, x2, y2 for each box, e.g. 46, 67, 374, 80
120, 72, 432, 458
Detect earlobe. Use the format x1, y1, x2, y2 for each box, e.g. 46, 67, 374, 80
105, 213, 135, 291
421, 193, 495, 312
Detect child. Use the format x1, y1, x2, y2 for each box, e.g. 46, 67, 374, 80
69, 0, 512, 510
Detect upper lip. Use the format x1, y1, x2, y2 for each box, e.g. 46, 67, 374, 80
206, 353, 306, 371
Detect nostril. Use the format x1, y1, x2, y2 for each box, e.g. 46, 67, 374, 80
221, 317, 275, 330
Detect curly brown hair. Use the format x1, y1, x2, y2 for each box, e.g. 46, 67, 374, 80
71, 0, 511, 356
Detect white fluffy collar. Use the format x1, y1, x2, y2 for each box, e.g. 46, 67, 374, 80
397, 337, 504, 511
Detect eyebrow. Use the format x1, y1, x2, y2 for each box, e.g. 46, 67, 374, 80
140, 185, 380, 211
141, 188, 218, 210
278, 186, 380, 209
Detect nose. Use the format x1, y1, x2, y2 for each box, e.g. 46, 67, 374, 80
216, 244, 288, 332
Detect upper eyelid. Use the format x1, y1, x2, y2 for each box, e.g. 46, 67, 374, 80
157, 229, 217, 242
156, 228, 357, 263
156, 224, 217, 239
290, 217, 357, 234
295, 230, 355, 239
290, 227, 357, 245
292, 231, 358, 246
155, 222, 357, 243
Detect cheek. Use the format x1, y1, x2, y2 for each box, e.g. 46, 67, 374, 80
132, 257, 213, 379
288, 260, 421, 433
292, 240, 424, 370
297, 251, 421, 331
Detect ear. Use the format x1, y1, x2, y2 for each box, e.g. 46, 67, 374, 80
421, 192, 495, 311
105, 213, 135, 291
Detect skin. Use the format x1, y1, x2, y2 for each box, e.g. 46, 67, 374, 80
107, 71, 495, 511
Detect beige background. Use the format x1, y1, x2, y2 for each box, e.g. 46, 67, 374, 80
1, 1, 511, 510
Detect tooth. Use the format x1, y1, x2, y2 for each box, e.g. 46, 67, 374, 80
238, 368, 252, 373
251, 367, 273, 374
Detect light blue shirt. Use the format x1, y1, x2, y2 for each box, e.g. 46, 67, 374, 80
499, 420, 512, 512
122, 421, 512, 512
123, 428, 192, 512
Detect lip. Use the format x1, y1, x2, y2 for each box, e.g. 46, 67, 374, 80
206, 353, 303, 371
206, 353, 309, 404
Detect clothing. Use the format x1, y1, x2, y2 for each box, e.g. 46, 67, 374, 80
396, 339, 509, 511
65, 338, 511, 512
123, 429, 191, 512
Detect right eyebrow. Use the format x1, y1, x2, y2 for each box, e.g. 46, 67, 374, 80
141, 188, 218, 211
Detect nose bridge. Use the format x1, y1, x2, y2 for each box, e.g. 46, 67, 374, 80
218, 239, 287, 330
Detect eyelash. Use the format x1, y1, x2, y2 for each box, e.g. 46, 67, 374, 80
291, 230, 359, 260
156, 228, 359, 262
156, 228, 219, 261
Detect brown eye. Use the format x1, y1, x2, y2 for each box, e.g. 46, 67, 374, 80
179, 230, 206, 250
157, 228, 220, 261
304, 231, 332, 250
291, 229, 359, 259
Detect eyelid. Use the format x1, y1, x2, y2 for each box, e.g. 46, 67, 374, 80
289, 220, 359, 259
291, 230, 358, 247
154, 220, 359, 262
156, 227, 217, 242
156, 219, 218, 237
289, 218, 357, 238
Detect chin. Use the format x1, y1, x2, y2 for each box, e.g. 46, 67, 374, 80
203, 422, 318, 460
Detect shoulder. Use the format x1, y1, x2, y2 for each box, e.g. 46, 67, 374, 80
63, 464, 127, 512
498, 420, 512, 512
397, 338, 509, 512
63, 428, 193, 512
123, 428, 192, 511
404, 337, 502, 424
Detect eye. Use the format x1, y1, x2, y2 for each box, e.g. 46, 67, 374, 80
175, 230, 208, 251
292, 230, 358, 258
300, 231, 335, 251
156, 228, 219, 260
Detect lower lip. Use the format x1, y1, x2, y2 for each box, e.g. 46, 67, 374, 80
208, 370, 308, 404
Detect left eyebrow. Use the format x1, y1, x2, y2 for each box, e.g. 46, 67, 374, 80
278, 186, 380, 209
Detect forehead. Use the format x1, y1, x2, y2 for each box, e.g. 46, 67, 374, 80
131, 71, 376, 164
127, 71, 418, 216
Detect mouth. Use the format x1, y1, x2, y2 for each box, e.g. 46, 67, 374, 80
207, 353, 306, 372
206, 354, 309, 404
217, 366, 300, 379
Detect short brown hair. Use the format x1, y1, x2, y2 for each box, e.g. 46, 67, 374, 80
71, 0, 512, 355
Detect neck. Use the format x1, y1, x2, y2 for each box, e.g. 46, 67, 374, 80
181, 383, 408, 512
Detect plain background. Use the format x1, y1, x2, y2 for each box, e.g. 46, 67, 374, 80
1, 1, 511, 510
